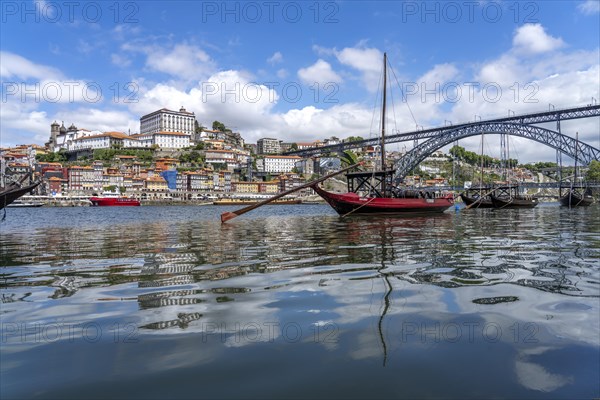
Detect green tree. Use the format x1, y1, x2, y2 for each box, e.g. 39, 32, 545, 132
290, 143, 298, 150
346, 136, 364, 142
585, 160, 600, 181
36, 152, 67, 163
212, 121, 226, 132
340, 150, 359, 167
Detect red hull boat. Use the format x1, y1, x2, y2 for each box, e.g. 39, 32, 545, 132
312, 184, 454, 215
89, 196, 140, 206
309, 53, 454, 217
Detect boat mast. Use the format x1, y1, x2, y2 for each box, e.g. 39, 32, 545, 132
573, 132, 579, 187
381, 52, 387, 171
479, 132, 484, 195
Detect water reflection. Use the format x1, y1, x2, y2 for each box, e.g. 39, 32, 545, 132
1, 205, 599, 398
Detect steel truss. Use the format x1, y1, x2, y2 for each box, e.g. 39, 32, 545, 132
393, 122, 600, 181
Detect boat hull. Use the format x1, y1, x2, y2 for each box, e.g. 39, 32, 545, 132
312, 185, 454, 215
0, 181, 41, 210
6, 202, 44, 208
460, 193, 494, 208
89, 197, 140, 206
559, 192, 594, 207
490, 195, 538, 209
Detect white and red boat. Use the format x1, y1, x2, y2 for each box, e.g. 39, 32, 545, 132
89, 191, 140, 206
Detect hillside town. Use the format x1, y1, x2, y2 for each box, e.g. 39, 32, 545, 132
1, 106, 547, 203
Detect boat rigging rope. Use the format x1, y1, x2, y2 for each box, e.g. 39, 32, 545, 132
388, 60, 418, 129
341, 197, 376, 218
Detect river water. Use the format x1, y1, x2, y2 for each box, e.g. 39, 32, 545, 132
1, 204, 599, 399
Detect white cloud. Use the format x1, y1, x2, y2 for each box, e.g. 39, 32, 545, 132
312, 45, 335, 57
112, 24, 142, 41
267, 52, 283, 65
512, 24, 565, 54
147, 44, 215, 80
297, 59, 342, 85
111, 53, 132, 68
577, 0, 600, 15
0, 101, 51, 146
54, 108, 139, 134
122, 42, 217, 82
335, 46, 383, 91
0, 51, 63, 80
476, 54, 523, 87
276, 69, 288, 79
418, 63, 459, 87
77, 39, 94, 55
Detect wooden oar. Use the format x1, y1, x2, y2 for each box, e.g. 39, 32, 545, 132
464, 187, 499, 210
221, 162, 362, 223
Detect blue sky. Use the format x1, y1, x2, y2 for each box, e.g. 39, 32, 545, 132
1, 0, 599, 162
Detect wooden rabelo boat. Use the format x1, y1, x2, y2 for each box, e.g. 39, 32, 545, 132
311, 171, 453, 215
459, 187, 494, 208
1, 175, 41, 210
220, 53, 454, 223
559, 133, 594, 207
489, 185, 539, 209
310, 53, 454, 216
559, 187, 594, 207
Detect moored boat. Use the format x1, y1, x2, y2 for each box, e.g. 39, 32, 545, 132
89, 191, 140, 206
310, 53, 454, 216
559, 133, 594, 207
6, 199, 44, 208
1, 175, 41, 210
312, 184, 454, 215
483, 185, 539, 209
490, 194, 539, 208
559, 188, 594, 207
459, 188, 494, 208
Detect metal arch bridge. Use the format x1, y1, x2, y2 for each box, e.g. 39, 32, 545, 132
393, 122, 600, 181
282, 105, 600, 168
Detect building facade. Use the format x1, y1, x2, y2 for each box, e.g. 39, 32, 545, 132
131, 131, 191, 149
140, 107, 195, 136
257, 138, 281, 155
71, 132, 142, 151
257, 155, 302, 173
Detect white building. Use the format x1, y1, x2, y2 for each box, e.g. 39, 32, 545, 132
140, 107, 196, 136
258, 155, 302, 173
205, 150, 238, 170
71, 132, 141, 151
49, 121, 102, 152
131, 131, 191, 149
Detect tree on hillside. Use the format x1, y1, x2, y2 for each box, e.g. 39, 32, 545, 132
346, 136, 364, 142
585, 160, 600, 181
36, 152, 67, 163
212, 121, 226, 132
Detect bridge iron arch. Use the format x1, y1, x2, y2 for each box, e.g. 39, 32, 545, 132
393, 122, 600, 181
